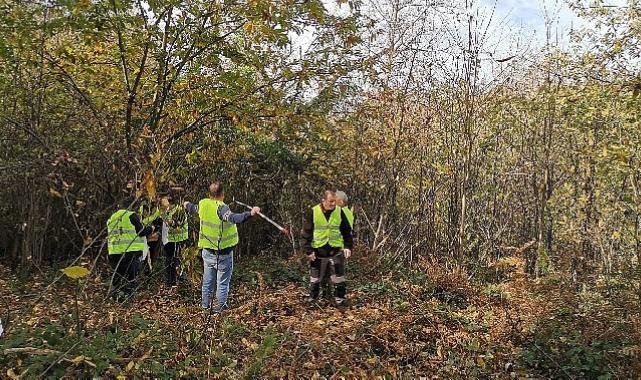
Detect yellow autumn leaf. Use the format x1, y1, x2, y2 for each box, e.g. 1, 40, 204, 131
49, 188, 63, 198
6, 368, 21, 380
61, 266, 90, 279
143, 169, 156, 199
69, 355, 96, 367
140, 348, 153, 361
150, 150, 162, 165
244, 21, 255, 34
70, 355, 85, 365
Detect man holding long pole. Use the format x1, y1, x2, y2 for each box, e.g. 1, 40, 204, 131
234, 199, 289, 235
183, 182, 260, 314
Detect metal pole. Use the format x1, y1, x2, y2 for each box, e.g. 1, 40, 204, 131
233, 199, 289, 235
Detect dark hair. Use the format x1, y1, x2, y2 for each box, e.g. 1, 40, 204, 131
209, 182, 224, 198
323, 190, 336, 200
117, 196, 137, 209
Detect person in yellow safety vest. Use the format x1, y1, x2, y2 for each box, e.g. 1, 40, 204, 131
160, 195, 189, 286
335, 190, 354, 229
107, 198, 156, 301
323, 190, 354, 296
301, 190, 354, 306
183, 182, 260, 314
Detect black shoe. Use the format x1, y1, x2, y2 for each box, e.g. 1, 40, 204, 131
110, 290, 127, 303
109, 290, 120, 301
334, 297, 347, 307
320, 288, 333, 300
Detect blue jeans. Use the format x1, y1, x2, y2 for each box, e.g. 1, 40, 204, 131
201, 249, 234, 312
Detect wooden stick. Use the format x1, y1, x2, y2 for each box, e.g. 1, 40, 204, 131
3, 347, 61, 355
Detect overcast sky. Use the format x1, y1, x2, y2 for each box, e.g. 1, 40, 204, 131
480, 0, 629, 44
481, 0, 578, 28
478, 0, 584, 48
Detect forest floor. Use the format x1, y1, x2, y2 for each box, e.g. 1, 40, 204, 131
1, 248, 640, 379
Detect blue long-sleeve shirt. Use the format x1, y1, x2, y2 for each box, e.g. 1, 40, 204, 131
185, 200, 252, 254
185, 201, 252, 223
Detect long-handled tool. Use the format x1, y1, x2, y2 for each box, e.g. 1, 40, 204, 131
233, 199, 289, 235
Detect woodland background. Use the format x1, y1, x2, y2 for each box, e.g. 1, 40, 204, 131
1, 0, 640, 378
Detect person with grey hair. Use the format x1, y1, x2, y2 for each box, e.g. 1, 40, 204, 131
334, 190, 354, 229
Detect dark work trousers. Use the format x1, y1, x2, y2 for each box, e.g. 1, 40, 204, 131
309, 252, 346, 300
163, 241, 183, 285
109, 251, 142, 295
144, 239, 161, 274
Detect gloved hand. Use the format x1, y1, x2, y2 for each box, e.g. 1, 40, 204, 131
342, 248, 351, 258
307, 252, 316, 261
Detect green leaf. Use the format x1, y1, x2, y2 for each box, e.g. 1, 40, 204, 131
61, 266, 90, 279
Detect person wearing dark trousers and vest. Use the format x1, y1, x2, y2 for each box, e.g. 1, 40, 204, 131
324, 190, 355, 298
107, 198, 155, 301
301, 190, 353, 306
184, 182, 260, 314
160, 195, 189, 286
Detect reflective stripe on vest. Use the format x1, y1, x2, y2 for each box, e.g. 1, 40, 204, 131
167, 221, 189, 242
198, 198, 239, 250
107, 210, 146, 254
311, 205, 344, 249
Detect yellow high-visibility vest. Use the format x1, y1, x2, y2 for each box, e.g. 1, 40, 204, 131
198, 199, 238, 250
